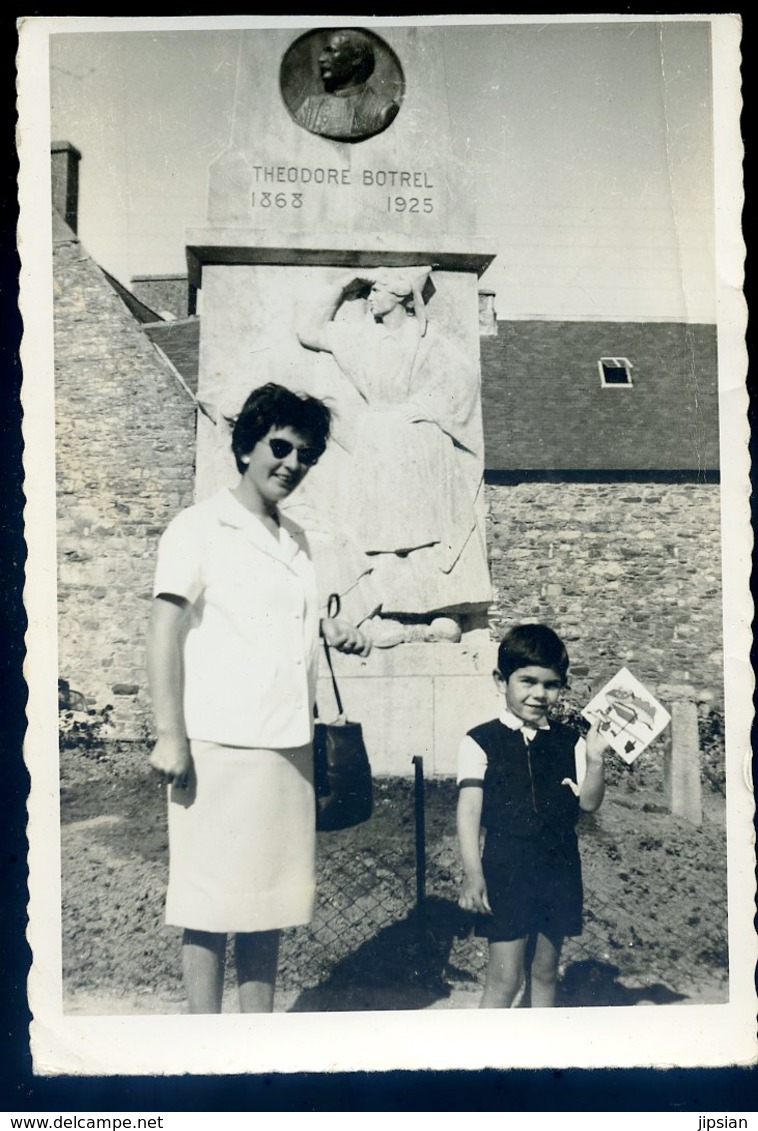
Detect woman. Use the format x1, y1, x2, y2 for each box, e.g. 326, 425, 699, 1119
147, 382, 370, 1013
296, 268, 491, 639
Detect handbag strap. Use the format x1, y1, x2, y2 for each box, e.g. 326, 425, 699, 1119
319, 593, 345, 718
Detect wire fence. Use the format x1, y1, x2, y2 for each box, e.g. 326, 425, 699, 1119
278, 759, 729, 1009
278, 777, 421, 1003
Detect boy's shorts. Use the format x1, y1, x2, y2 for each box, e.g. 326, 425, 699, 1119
477, 829, 583, 943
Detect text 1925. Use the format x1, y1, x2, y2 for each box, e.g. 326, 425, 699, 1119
387, 196, 433, 213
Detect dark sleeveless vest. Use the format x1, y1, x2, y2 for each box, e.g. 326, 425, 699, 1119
469, 718, 581, 841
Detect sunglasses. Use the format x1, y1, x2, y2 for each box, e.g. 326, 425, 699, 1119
267, 438, 322, 467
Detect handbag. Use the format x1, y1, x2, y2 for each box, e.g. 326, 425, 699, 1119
313, 595, 373, 832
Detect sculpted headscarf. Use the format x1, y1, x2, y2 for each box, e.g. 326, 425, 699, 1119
371, 267, 431, 335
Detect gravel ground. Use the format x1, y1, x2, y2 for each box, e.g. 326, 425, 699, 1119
60, 726, 728, 1015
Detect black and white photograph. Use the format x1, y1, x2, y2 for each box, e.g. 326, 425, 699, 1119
17, 14, 752, 1076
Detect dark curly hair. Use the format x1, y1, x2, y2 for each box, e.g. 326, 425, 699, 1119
497, 624, 570, 685
230, 383, 332, 474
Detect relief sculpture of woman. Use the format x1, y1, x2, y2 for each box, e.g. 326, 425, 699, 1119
297, 267, 491, 646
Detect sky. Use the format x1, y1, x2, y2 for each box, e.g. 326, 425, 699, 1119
43, 15, 726, 322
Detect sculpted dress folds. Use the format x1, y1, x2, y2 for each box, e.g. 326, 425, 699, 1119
297, 269, 491, 624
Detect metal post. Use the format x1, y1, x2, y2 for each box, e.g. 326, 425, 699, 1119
412, 756, 426, 909
411, 755, 430, 986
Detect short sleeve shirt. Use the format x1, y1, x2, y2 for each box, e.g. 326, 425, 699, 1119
153, 489, 320, 749
457, 709, 587, 796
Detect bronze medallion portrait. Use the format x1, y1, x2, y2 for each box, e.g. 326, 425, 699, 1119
280, 28, 405, 143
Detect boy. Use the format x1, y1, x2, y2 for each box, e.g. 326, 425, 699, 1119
457, 623, 609, 1008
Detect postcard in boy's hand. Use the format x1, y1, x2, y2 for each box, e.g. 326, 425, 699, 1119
582, 668, 671, 765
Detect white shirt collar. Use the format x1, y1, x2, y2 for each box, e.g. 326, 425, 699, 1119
214, 489, 303, 565
499, 708, 551, 734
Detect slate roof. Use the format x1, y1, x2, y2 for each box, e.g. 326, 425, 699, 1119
102, 269, 162, 325
142, 319, 201, 395
479, 320, 719, 473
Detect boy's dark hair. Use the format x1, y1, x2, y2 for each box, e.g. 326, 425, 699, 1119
231, 383, 332, 473
497, 623, 570, 685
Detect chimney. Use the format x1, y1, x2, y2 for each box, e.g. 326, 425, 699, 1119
51, 141, 82, 233
478, 289, 498, 337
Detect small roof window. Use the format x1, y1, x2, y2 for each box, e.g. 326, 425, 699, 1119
599, 357, 633, 387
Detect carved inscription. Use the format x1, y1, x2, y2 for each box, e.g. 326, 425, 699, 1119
250, 165, 436, 214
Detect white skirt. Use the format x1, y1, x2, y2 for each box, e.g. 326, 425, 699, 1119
165, 739, 316, 933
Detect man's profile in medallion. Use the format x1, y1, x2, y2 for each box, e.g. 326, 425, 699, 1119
281, 29, 404, 143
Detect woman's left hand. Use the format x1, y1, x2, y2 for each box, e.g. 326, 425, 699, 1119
321, 616, 372, 656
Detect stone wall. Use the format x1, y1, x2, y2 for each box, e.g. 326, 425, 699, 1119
54, 231, 196, 736
486, 481, 723, 710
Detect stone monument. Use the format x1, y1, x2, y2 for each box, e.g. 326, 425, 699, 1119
186, 25, 500, 774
